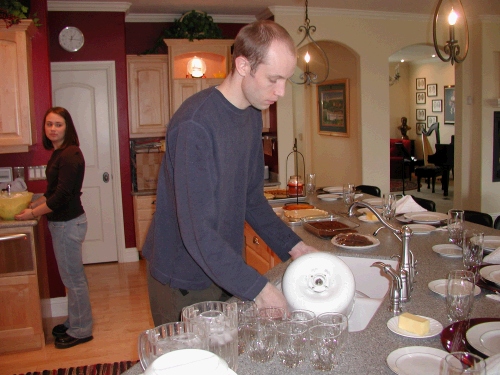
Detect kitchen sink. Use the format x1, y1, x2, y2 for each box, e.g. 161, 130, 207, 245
338, 256, 398, 332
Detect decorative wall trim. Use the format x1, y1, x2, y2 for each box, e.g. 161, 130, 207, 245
125, 13, 255, 23
48, 1, 131, 12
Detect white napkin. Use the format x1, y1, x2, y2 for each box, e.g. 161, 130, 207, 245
485, 353, 500, 374
395, 195, 427, 214
484, 247, 500, 265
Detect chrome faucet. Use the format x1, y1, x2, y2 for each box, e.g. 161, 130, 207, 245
348, 201, 416, 303
371, 262, 402, 314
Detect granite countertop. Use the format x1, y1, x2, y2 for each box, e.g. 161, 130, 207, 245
0, 218, 38, 229
124, 194, 500, 375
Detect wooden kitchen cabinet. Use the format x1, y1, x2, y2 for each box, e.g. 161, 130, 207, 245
0, 222, 46, 354
244, 222, 281, 275
0, 20, 36, 154
164, 39, 233, 117
133, 195, 156, 252
127, 55, 169, 138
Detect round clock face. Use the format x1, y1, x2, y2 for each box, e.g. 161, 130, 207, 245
58, 26, 84, 52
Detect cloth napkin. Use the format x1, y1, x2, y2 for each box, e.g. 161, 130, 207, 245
484, 247, 500, 265
395, 195, 427, 214
485, 353, 500, 374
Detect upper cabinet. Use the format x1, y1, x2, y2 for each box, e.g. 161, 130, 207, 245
127, 55, 170, 138
163, 39, 233, 117
0, 20, 36, 154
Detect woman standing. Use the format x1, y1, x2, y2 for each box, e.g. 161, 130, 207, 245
15, 107, 93, 349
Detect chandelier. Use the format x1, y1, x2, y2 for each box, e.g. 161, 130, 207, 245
432, 0, 469, 65
289, 0, 329, 85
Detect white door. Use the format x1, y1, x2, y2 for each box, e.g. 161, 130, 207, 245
51, 62, 126, 264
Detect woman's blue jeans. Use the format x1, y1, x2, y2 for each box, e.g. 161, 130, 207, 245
49, 214, 93, 338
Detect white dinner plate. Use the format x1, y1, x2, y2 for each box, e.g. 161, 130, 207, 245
428, 279, 481, 297
363, 198, 383, 207
484, 236, 500, 252
432, 244, 462, 258
331, 233, 380, 250
403, 212, 448, 224
386, 346, 449, 375
466, 322, 500, 357
322, 186, 343, 193
387, 315, 443, 338
317, 193, 341, 201
407, 224, 436, 234
480, 265, 500, 286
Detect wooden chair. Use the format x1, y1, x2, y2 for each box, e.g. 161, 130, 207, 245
356, 185, 381, 197
414, 124, 442, 194
410, 195, 436, 212
463, 210, 493, 227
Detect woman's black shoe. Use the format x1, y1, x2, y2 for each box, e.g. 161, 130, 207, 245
52, 324, 68, 338
54, 333, 93, 349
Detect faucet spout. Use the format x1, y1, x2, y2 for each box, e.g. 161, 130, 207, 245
348, 201, 400, 236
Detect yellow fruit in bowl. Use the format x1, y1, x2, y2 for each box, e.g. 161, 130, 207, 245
0, 192, 34, 220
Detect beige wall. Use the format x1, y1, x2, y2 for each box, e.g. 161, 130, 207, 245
270, 7, 500, 217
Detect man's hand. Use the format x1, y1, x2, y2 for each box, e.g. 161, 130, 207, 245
288, 241, 320, 260
253, 282, 288, 311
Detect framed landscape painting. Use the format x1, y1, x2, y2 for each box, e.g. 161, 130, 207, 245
318, 79, 349, 137
444, 85, 455, 124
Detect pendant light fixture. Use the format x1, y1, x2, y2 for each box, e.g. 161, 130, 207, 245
289, 0, 329, 85
432, 0, 469, 65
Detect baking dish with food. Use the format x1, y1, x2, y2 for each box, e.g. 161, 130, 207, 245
301, 215, 360, 238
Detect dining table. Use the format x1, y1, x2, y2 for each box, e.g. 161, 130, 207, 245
125, 192, 500, 375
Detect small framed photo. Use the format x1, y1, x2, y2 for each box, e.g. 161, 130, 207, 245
416, 92, 426, 104
427, 115, 438, 128
427, 83, 438, 97
444, 85, 455, 124
416, 108, 426, 121
432, 99, 442, 112
416, 78, 426, 90
416, 122, 426, 135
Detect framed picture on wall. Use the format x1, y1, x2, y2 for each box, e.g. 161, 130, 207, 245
416, 122, 426, 135
416, 108, 426, 121
427, 83, 438, 97
317, 79, 350, 137
416, 78, 426, 90
444, 85, 455, 124
432, 99, 442, 112
416, 92, 426, 104
427, 115, 438, 128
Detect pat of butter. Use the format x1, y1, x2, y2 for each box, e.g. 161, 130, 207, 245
398, 312, 430, 336
366, 211, 378, 221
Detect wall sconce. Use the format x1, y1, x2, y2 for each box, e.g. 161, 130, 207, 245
187, 56, 206, 78
433, 0, 469, 65
389, 64, 401, 86
289, 0, 329, 85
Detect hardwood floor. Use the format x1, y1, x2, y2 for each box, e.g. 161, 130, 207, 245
0, 260, 153, 375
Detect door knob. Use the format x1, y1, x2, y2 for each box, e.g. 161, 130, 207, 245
103, 172, 110, 183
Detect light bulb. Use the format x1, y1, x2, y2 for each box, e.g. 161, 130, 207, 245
448, 7, 458, 26
304, 52, 311, 63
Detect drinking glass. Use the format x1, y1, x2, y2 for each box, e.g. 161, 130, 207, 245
441, 352, 487, 375
275, 321, 309, 368
181, 301, 238, 371
316, 312, 349, 349
236, 300, 257, 355
288, 309, 316, 328
446, 270, 475, 323
343, 183, 355, 207
244, 318, 277, 363
462, 230, 484, 283
382, 193, 397, 220
448, 209, 464, 245
306, 173, 316, 195
309, 324, 343, 371
258, 307, 287, 322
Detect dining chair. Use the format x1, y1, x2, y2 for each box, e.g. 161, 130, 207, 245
356, 185, 381, 197
410, 195, 436, 212
463, 210, 493, 228
494, 216, 500, 230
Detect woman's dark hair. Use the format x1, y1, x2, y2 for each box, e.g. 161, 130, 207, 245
42, 107, 80, 150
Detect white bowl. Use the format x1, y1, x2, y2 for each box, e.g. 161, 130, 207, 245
282, 252, 356, 316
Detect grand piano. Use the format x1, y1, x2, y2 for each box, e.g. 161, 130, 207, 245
425, 124, 454, 197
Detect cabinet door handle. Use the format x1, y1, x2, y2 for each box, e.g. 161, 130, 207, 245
252, 236, 260, 245
0, 233, 27, 242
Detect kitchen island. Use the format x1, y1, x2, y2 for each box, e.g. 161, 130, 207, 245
125, 194, 500, 374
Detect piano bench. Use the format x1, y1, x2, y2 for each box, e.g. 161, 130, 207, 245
414, 166, 443, 193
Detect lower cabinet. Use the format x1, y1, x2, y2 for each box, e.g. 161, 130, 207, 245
133, 195, 156, 252
244, 222, 281, 275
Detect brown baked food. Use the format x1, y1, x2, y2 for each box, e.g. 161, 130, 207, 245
264, 189, 287, 199
282, 203, 314, 210
334, 233, 374, 247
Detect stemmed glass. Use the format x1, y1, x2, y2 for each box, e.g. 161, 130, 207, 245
441, 352, 486, 374
342, 183, 355, 212
446, 270, 475, 323
382, 193, 397, 221
462, 230, 484, 283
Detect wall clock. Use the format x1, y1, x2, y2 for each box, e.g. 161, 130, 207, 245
58, 26, 84, 52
